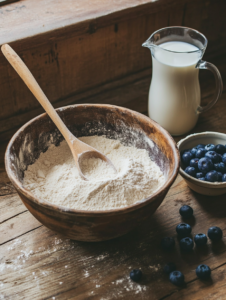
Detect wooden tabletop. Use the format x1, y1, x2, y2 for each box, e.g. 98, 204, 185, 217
0, 62, 226, 299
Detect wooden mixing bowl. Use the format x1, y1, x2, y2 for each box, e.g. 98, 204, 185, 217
5, 104, 179, 242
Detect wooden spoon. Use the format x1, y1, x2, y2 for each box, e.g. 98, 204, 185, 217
1, 44, 117, 181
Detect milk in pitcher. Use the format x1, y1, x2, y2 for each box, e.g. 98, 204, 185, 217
149, 41, 201, 135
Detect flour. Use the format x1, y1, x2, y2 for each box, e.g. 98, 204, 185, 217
23, 136, 165, 210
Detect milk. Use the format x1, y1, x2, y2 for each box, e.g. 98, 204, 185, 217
148, 41, 202, 135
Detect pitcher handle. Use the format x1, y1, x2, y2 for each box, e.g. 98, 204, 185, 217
196, 60, 223, 114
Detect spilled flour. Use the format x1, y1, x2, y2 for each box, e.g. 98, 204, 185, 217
23, 136, 165, 210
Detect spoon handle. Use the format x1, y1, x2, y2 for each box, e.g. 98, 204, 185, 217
1, 44, 73, 144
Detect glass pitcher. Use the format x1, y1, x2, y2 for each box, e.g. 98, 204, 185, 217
142, 27, 223, 136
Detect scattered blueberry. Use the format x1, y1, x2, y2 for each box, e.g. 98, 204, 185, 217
215, 144, 226, 155
205, 170, 219, 182
182, 152, 194, 166
196, 144, 205, 149
205, 151, 221, 163
222, 153, 226, 164
196, 148, 206, 159
161, 237, 175, 250
198, 157, 214, 173
196, 172, 205, 179
217, 172, 223, 182
208, 226, 223, 241
130, 269, 142, 282
222, 174, 226, 182
163, 263, 176, 274
196, 264, 211, 280
190, 158, 199, 170
214, 162, 226, 173
180, 237, 194, 251
184, 166, 196, 177
176, 223, 192, 237
179, 205, 193, 219
194, 233, 208, 246
205, 144, 216, 152
169, 271, 185, 286
198, 177, 206, 181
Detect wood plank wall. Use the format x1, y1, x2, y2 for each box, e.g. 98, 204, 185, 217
0, 0, 225, 141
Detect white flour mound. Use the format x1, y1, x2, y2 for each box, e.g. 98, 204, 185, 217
23, 136, 165, 211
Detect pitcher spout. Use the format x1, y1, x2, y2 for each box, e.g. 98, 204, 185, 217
142, 39, 153, 49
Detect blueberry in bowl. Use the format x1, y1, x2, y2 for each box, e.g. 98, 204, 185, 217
205, 170, 219, 182
205, 144, 216, 152
198, 157, 213, 173
177, 132, 226, 196
215, 144, 226, 155
196, 148, 206, 158
205, 151, 221, 163
184, 166, 196, 177
190, 158, 199, 170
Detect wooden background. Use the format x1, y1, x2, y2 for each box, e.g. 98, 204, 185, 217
0, 0, 225, 142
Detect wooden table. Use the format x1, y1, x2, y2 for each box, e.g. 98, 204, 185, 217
0, 58, 226, 299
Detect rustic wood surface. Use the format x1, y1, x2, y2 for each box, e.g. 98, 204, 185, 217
0, 62, 226, 299
0, 0, 225, 142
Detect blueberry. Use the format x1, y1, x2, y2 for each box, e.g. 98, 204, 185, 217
205, 144, 216, 152
196, 264, 211, 280
181, 149, 191, 156
161, 237, 175, 250
182, 152, 194, 166
218, 154, 223, 162
184, 166, 196, 177
163, 262, 176, 274
217, 172, 223, 182
179, 205, 193, 219
196, 172, 204, 179
214, 162, 226, 173
190, 158, 199, 170
194, 233, 207, 246
176, 223, 192, 237
208, 226, 223, 241
205, 170, 219, 182
130, 269, 142, 282
191, 147, 198, 156
198, 177, 206, 181
196, 148, 206, 159
222, 174, 226, 182
222, 153, 226, 164
198, 157, 214, 173
215, 144, 226, 155
205, 151, 221, 163
169, 271, 185, 286
179, 237, 194, 251
196, 144, 205, 149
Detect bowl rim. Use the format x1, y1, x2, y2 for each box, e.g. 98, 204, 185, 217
5, 103, 180, 216
178, 131, 226, 188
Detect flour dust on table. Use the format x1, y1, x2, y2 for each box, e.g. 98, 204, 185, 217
23, 136, 165, 210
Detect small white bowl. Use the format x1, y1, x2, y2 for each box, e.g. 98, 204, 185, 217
177, 131, 226, 196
